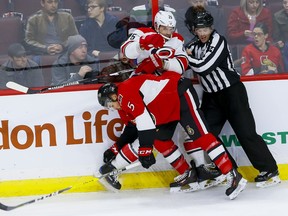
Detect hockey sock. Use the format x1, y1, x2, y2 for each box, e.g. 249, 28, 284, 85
112, 141, 139, 169
184, 140, 208, 167
192, 133, 233, 174
154, 140, 189, 174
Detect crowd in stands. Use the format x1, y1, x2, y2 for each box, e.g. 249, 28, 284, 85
0, 0, 287, 90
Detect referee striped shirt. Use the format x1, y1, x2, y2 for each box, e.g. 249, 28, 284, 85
186, 30, 240, 93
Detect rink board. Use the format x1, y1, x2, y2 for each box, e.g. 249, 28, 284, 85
1, 79, 288, 197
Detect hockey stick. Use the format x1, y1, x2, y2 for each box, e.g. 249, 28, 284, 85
6, 68, 134, 94
0, 161, 141, 211
0, 187, 71, 211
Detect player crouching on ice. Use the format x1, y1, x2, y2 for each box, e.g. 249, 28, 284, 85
95, 72, 247, 200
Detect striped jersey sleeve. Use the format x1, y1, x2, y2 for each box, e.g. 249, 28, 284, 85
187, 31, 240, 93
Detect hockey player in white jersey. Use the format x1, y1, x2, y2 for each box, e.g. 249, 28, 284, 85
121, 10, 188, 76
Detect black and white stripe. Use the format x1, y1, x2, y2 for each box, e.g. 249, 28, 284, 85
187, 31, 240, 93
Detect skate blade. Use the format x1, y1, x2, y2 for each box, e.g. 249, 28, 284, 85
199, 174, 227, 190
98, 177, 120, 193
256, 176, 281, 188
170, 182, 200, 193
228, 178, 247, 200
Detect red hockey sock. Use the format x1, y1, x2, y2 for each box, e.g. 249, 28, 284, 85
192, 133, 233, 174
154, 140, 189, 174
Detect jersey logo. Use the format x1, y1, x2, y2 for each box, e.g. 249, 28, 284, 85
152, 47, 175, 59
186, 125, 194, 135
118, 94, 123, 106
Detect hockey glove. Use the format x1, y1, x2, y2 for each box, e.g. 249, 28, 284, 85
103, 143, 119, 163
135, 54, 163, 74
139, 33, 165, 50
138, 147, 156, 169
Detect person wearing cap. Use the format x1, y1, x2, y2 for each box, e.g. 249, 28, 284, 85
51, 34, 100, 86
0, 43, 44, 89
185, 6, 280, 188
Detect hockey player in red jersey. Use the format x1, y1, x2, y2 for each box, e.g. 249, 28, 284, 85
97, 72, 200, 193
96, 70, 247, 199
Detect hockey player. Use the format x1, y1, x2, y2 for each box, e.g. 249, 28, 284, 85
185, 7, 281, 188
121, 10, 187, 75
97, 71, 248, 199
119, 10, 227, 190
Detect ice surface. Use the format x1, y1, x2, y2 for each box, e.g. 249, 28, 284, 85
1, 181, 287, 216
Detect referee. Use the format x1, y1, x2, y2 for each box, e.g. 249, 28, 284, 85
185, 6, 280, 188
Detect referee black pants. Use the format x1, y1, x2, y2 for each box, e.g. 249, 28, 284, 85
200, 81, 278, 173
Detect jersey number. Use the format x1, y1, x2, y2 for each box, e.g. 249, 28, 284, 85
127, 102, 135, 111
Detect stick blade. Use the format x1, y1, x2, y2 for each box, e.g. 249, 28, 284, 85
6, 81, 29, 93
0, 202, 10, 211
109, 68, 134, 76
6, 81, 40, 94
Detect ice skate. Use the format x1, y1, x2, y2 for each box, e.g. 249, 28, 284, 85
225, 169, 247, 200
255, 170, 281, 188
170, 163, 200, 193
96, 162, 122, 192
196, 162, 226, 189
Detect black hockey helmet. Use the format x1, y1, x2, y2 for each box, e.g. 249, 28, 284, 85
193, 11, 213, 28
97, 83, 118, 108
185, 6, 214, 31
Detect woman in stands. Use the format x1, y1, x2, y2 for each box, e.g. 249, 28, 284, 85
227, 0, 273, 45
241, 22, 284, 75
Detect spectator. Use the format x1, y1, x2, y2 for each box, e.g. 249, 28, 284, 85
273, 0, 288, 71
0, 43, 44, 89
177, 0, 226, 45
79, 0, 119, 58
241, 22, 284, 75
227, 0, 273, 45
51, 35, 100, 86
24, 0, 78, 56
129, 0, 176, 31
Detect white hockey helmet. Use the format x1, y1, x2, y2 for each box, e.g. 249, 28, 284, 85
154, 10, 176, 39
